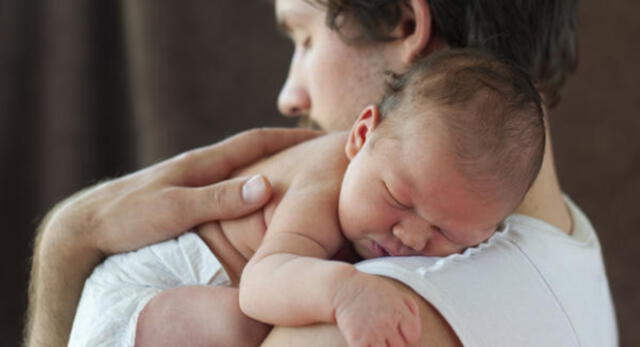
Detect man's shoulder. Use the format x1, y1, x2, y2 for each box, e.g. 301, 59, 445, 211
356, 205, 616, 347
505, 195, 599, 247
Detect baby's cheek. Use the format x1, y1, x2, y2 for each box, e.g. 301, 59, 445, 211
471, 228, 497, 245
454, 229, 496, 251
426, 234, 465, 257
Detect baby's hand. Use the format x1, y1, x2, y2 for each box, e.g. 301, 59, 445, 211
334, 274, 422, 347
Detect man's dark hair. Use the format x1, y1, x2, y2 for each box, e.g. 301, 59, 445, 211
313, 0, 579, 108
378, 49, 545, 205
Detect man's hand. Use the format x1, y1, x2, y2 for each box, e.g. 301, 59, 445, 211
333, 273, 422, 347
25, 128, 320, 347
60, 128, 322, 256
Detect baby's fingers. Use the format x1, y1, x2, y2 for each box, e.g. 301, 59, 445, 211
399, 297, 422, 345
344, 327, 388, 347
367, 320, 410, 347
386, 332, 408, 347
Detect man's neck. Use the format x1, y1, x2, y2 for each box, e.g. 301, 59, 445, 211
514, 116, 573, 234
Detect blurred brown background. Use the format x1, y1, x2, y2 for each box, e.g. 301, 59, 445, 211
1, 1, 638, 346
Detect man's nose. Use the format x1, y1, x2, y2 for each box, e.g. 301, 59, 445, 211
392, 219, 430, 253
277, 70, 310, 118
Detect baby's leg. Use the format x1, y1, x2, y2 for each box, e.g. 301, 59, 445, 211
136, 285, 270, 347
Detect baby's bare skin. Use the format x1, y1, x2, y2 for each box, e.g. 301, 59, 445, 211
197, 131, 350, 283
137, 133, 352, 347
139, 97, 516, 347
138, 129, 423, 347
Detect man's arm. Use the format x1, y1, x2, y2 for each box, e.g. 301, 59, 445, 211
261, 276, 462, 347
25, 128, 320, 347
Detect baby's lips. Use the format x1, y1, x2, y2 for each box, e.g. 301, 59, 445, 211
371, 240, 393, 257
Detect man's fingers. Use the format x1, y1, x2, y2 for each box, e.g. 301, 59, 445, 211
178, 128, 322, 186
174, 175, 273, 227
225, 128, 323, 159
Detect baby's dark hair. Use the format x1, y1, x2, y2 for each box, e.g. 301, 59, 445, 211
379, 49, 545, 205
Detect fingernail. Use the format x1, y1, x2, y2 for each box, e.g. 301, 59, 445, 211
242, 175, 266, 204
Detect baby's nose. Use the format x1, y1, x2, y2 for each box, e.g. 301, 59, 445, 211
392, 222, 429, 253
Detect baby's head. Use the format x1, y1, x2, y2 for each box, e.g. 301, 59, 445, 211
338, 49, 545, 258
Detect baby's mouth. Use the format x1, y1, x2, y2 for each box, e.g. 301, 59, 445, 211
371, 240, 391, 257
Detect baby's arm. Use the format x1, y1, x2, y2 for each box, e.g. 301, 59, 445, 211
136, 284, 269, 347
239, 184, 421, 347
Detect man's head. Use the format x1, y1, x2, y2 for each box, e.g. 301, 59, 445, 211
338, 49, 545, 258
275, 0, 578, 130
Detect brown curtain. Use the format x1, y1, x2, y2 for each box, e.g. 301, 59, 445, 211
1, 0, 293, 343
1, 0, 638, 345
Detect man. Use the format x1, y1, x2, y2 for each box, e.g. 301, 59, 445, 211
26, 0, 617, 346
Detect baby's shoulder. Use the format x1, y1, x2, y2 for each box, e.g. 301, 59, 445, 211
290, 132, 349, 186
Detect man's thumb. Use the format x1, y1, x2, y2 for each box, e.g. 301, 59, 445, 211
190, 175, 272, 223
241, 175, 270, 204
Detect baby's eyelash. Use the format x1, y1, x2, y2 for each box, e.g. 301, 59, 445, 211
383, 181, 409, 210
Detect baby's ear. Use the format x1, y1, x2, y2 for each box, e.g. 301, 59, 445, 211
345, 105, 382, 159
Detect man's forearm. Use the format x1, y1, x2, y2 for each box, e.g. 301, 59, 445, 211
25, 201, 103, 347
23, 128, 318, 346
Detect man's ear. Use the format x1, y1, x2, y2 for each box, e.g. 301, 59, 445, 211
394, 0, 436, 64
345, 105, 382, 160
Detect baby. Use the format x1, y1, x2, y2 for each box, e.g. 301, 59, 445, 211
70, 49, 545, 347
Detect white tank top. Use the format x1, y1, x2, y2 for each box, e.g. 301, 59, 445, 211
356, 197, 618, 347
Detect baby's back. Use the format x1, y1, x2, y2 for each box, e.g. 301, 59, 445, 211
198, 131, 350, 283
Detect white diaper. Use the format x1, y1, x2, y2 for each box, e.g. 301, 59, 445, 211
69, 232, 230, 347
